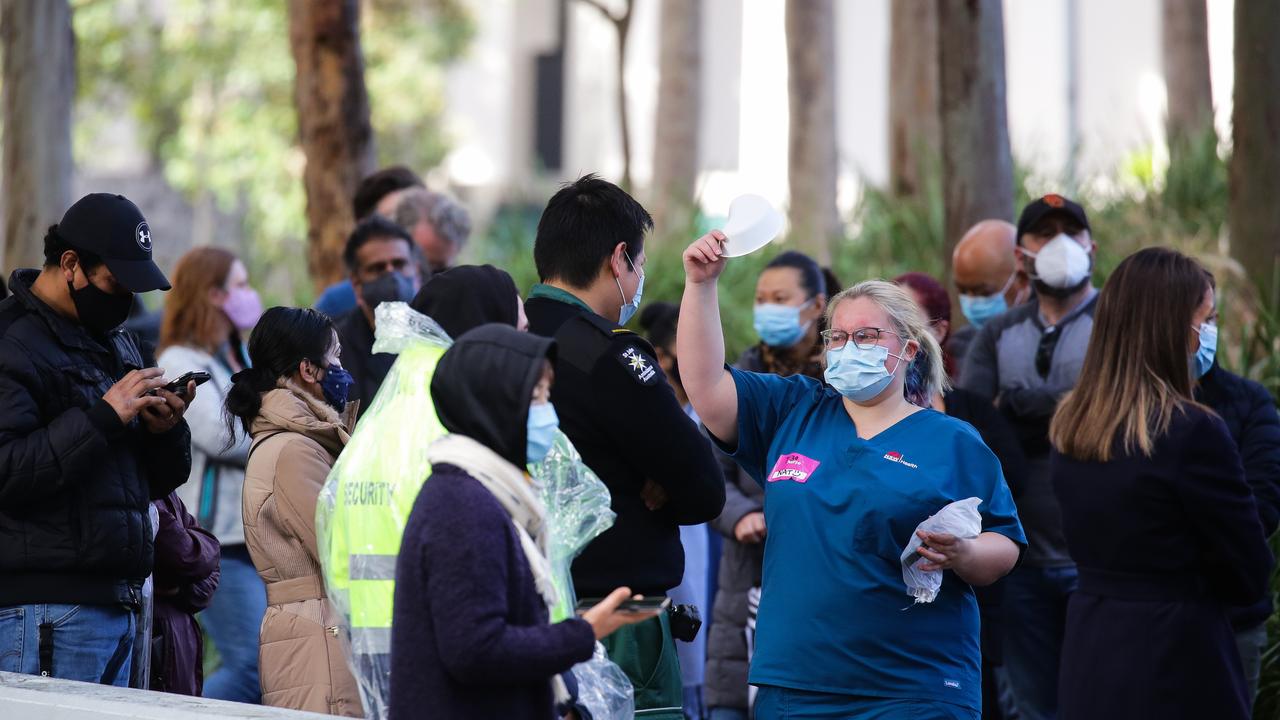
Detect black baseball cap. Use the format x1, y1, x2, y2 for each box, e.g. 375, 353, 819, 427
1016, 193, 1091, 242
57, 193, 170, 292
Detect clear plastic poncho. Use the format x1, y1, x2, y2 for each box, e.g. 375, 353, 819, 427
531, 428, 634, 720
316, 302, 632, 720
130, 502, 159, 689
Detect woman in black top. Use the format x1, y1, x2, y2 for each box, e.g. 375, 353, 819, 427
1048, 247, 1271, 720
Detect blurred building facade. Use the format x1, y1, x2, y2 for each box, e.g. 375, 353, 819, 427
439, 0, 1236, 222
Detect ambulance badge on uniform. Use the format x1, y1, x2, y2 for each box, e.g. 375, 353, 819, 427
618, 346, 658, 385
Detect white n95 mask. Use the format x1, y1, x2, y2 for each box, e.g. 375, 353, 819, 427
1028, 234, 1091, 289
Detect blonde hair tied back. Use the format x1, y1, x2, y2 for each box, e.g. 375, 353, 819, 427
824, 280, 950, 406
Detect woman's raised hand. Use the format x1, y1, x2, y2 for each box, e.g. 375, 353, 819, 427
683, 230, 729, 285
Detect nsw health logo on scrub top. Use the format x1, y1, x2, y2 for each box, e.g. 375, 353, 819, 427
881, 451, 918, 469
768, 453, 821, 483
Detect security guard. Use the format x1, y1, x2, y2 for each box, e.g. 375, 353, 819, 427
525, 175, 725, 718
319, 338, 447, 719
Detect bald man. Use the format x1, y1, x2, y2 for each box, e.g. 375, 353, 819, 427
948, 220, 1030, 373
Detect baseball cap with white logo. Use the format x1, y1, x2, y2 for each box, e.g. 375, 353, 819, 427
56, 193, 170, 292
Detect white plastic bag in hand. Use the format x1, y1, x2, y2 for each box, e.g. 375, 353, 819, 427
571, 642, 634, 720
900, 497, 983, 604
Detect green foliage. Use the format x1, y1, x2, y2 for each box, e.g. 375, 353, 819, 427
364, 0, 475, 172
836, 169, 946, 283
1165, 129, 1230, 237
72, 0, 472, 305
74, 0, 306, 304
478, 202, 543, 297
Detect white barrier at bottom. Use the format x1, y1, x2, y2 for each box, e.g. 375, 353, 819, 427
0, 671, 333, 720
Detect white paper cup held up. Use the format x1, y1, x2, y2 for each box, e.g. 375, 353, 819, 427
720, 194, 785, 257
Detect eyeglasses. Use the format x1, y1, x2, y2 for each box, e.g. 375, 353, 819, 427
821, 327, 901, 351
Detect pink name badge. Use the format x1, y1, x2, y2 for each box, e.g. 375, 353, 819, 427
767, 453, 821, 484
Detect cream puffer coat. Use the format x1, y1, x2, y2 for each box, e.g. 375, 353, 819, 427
242, 382, 362, 717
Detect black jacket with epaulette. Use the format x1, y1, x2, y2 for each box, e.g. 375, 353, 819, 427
526, 295, 725, 596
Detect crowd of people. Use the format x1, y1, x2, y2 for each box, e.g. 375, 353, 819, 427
0, 170, 1274, 720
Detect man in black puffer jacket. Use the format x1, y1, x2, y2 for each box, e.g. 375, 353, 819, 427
1193, 272, 1280, 708
0, 194, 194, 686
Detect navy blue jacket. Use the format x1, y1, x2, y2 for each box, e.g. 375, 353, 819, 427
390, 464, 596, 720
1195, 363, 1280, 630
0, 270, 192, 607
1052, 406, 1272, 719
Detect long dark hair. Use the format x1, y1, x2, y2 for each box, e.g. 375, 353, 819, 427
224, 307, 335, 444
1050, 247, 1210, 461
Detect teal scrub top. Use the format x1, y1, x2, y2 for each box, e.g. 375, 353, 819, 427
718, 368, 1025, 712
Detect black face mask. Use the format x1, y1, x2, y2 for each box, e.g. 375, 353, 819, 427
360, 272, 416, 311
68, 279, 134, 335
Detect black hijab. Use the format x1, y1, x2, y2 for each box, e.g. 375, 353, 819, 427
430, 324, 555, 468
410, 265, 520, 339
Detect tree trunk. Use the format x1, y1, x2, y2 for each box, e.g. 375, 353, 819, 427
650, 0, 701, 235
1162, 0, 1215, 163
785, 0, 840, 264
1, 0, 74, 273
287, 0, 376, 292
616, 7, 633, 192
938, 0, 1014, 281
1229, 0, 1280, 306
888, 0, 940, 199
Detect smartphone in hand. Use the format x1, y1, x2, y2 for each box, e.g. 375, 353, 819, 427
574, 596, 671, 614
151, 370, 212, 398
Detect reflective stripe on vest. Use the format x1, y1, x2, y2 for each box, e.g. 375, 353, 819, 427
350, 625, 392, 655
324, 343, 447, 639
350, 554, 398, 581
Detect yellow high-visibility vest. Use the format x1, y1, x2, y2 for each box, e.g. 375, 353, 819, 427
320, 342, 447, 655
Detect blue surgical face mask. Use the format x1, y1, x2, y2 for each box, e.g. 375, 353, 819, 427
959, 293, 1007, 327
823, 343, 905, 403
1193, 322, 1218, 378
958, 271, 1016, 327
753, 301, 812, 348
526, 402, 560, 464
319, 364, 354, 412
616, 252, 645, 325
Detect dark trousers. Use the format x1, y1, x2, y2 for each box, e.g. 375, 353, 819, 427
1001, 565, 1078, 720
